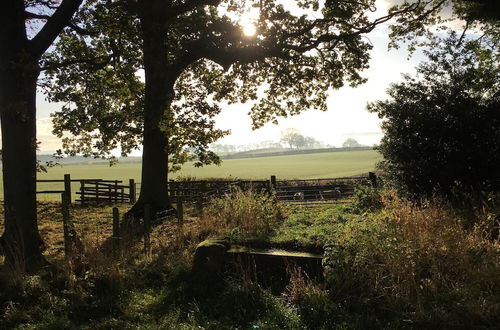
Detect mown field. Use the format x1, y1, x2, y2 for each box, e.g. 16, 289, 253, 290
0, 149, 381, 200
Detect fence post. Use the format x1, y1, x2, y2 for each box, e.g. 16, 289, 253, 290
112, 207, 120, 255
368, 172, 378, 188
113, 181, 118, 203
129, 179, 136, 204
64, 174, 72, 205
198, 181, 207, 214
144, 204, 151, 255
95, 181, 100, 203
80, 180, 85, 205
270, 175, 277, 191
177, 196, 184, 225
61, 192, 72, 258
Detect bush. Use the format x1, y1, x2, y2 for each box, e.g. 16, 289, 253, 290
369, 34, 500, 199
351, 185, 383, 213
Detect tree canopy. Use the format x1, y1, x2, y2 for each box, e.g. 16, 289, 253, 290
388, 0, 500, 52
369, 33, 500, 198
44, 0, 416, 161
342, 138, 364, 148
42, 0, 426, 212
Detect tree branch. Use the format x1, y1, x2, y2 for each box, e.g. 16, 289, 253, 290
40, 56, 113, 72
25, 10, 95, 36
169, 0, 221, 17
171, 2, 425, 75
171, 39, 288, 76
25, 11, 51, 20
28, 0, 83, 57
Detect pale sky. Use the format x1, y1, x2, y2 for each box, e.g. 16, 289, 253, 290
32, 0, 437, 153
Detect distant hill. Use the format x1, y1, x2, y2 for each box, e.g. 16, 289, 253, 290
221, 146, 374, 160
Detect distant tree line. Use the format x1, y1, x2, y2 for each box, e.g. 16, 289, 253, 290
208, 129, 372, 154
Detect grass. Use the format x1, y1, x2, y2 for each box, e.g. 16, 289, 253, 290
0, 149, 381, 201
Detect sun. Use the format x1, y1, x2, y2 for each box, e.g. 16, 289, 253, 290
241, 22, 257, 37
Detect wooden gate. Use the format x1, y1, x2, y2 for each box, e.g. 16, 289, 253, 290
77, 179, 136, 204
274, 173, 376, 206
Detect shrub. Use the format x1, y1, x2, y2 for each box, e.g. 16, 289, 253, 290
369, 35, 500, 199
351, 185, 383, 213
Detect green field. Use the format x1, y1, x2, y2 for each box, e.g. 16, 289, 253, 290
0, 149, 381, 200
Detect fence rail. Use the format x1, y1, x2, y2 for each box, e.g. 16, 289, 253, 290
167, 179, 271, 203
36, 175, 136, 205
166, 173, 377, 206
36, 172, 377, 207
274, 174, 375, 205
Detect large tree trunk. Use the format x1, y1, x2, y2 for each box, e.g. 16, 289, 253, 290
0, 0, 47, 272
128, 4, 175, 216
0, 64, 46, 272
0, 0, 82, 271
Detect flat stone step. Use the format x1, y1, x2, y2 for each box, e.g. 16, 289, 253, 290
193, 239, 324, 292
227, 246, 322, 259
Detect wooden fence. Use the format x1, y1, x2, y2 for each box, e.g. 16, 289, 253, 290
37, 172, 377, 207
167, 179, 271, 202
76, 179, 136, 204
36, 174, 136, 205
166, 172, 377, 207
273, 173, 377, 206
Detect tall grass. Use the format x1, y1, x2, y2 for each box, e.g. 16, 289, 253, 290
1, 192, 499, 328
324, 193, 500, 327
197, 188, 288, 240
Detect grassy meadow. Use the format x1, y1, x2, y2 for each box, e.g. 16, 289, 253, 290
0, 149, 381, 200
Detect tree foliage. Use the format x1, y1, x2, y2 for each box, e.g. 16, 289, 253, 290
43, 0, 416, 166
388, 0, 500, 52
342, 138, 364, 148
43, 0, 228, 170
369, 34, 500, 198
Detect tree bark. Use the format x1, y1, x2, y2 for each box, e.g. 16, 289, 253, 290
0, 0, 82, 272
0, 75, 46, 272
0, 60, 46, 272
128, 3, 175, 216
0, 0, 47, 272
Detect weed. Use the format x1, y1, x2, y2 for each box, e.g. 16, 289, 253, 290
198, 188, 288, 240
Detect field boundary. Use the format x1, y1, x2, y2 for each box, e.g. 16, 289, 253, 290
221, 146, 375, 160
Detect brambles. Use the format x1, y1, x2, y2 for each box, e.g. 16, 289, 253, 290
351, 185, 383, 213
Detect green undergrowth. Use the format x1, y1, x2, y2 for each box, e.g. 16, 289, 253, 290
198, 188, 381, 252
269, 205, 369, 251
1, 189, 499, 329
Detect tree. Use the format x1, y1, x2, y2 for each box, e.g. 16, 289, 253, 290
46, 0, 420, 216
302, 136, 324, 149
0, 0, 83, 271
342, 138, 363, 148
368, 34, 500, 198
280, 128, 304, 149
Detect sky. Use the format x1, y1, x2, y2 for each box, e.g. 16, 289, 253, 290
32, 0, 438, 154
